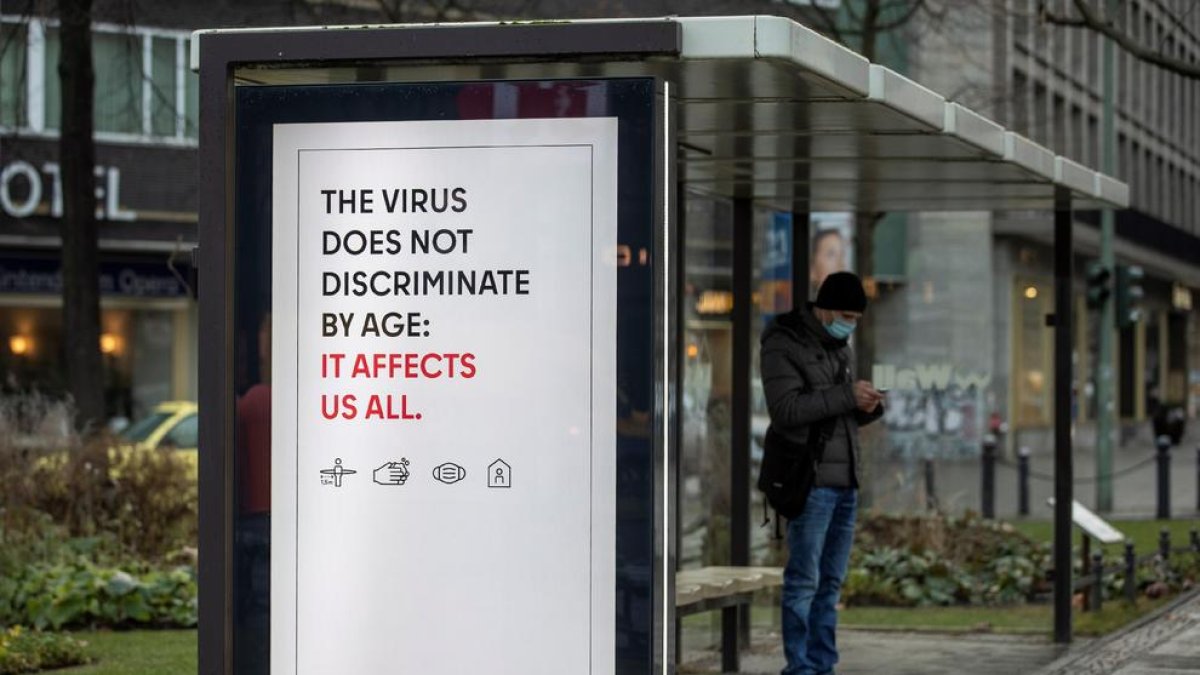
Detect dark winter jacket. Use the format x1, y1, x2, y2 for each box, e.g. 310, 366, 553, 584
760, 304, 883, 488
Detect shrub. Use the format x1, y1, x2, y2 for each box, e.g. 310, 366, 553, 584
0, 626, 91, 674
843, 512, 1053, 607
0, 561, 196, 631
0, 393, 197, 559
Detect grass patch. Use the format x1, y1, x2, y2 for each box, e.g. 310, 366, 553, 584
57, 630, 195, 675
1012, 518, 1200, 558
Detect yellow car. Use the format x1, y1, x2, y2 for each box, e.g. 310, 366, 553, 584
119, 401, 198, 454
114, 401, 199, 478
33, 401, 199, 484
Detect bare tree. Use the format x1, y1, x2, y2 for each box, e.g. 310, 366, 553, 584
58, 0, 105, 431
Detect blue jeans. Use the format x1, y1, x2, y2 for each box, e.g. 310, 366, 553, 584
781, 487, 858, 675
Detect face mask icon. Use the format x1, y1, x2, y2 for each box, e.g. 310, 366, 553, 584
432, 462, 466, 484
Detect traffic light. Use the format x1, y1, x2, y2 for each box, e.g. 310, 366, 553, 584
1086, 262, 1111, 310
1114, 264, 1144, 328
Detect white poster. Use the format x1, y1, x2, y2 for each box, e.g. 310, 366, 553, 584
271, 117, 618, 674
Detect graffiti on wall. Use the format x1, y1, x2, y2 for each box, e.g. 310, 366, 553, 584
873, 362, 992, 459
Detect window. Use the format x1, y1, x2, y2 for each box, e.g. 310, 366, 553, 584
6, 19, 194, 141
150, 36, 176, 136
163, 414, 198, 449
0, 22, 26, 127
1014, 277, 1053, 427
93, 32, 142, 134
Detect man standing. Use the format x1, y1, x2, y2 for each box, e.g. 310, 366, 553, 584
760, 272, 884, 675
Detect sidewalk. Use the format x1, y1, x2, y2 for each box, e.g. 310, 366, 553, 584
1037, 590, 1200, 675
681, 628, 1069, 674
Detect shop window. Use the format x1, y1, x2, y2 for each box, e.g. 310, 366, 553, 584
1014, 278, 1052, 428
0, 23, 27, 127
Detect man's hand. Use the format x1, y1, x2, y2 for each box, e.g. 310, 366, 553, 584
853, 380, 883, 412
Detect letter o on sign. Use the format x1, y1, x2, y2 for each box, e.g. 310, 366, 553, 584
0, 161, 42, 218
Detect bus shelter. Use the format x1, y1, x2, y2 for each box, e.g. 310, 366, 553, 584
195, 15, 1128, 674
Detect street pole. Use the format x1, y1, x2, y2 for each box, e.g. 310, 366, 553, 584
1095, 0, 1117, 513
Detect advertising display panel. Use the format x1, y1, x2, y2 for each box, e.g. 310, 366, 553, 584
271, 117, 617, 673
228, 79, 663, 674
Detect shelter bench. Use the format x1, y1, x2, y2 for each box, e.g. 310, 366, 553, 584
676, 566, 784, 672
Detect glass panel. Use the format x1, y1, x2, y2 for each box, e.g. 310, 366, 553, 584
232, 78, 658, 674
151, 37, 176, 136
679, 191, 733, 650
0, 22, 27, 127
93, 32, 141, 134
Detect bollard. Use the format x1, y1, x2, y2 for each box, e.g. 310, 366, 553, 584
981, 435, 996, 519
1159, 528, 1171, 562
1156, 436, 1171, 520
925, 458, 937, 511
1123, 541, 1137, 604
1091, 552, 1104, 612
1018, 447, 1031, 517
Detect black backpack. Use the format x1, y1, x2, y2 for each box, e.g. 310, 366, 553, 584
757, 420, 832, 521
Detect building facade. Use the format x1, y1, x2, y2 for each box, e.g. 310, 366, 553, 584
869, 0, 1200, 467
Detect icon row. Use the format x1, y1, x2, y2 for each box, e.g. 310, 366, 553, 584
319, 457, 512, 488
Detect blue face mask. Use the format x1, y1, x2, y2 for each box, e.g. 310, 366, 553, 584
824, 317, 857, 340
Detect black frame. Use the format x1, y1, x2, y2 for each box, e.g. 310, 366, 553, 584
198, 22, 680, 675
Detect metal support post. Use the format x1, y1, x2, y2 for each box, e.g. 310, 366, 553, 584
1159, 529, 1171, 562
1091, 552, 1104, 612
727, 196, 753, 670
1096, 0, 1118, 513
1157, 436, 1171, 520
792, 211, 810, 308
1196, 447, 1199, 514
673, 179, 687, 668
1191, 528, 1199, 552
925, 458, 937, 511
982, 435, 996, 519
1053, 186, 1074, 645
1081, 534, 1092, 612
1018, 447, 1031, 516
1123, 541, 1137, 603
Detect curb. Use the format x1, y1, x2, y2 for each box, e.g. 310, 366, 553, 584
1034, 587, 1200, 675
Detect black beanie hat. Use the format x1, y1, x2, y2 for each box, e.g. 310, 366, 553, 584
814, 272, 867, 312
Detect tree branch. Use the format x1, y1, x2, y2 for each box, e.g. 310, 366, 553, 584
1042, 0, 1200, 79
873, 0, 928, 33
809, 7, 847, 45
